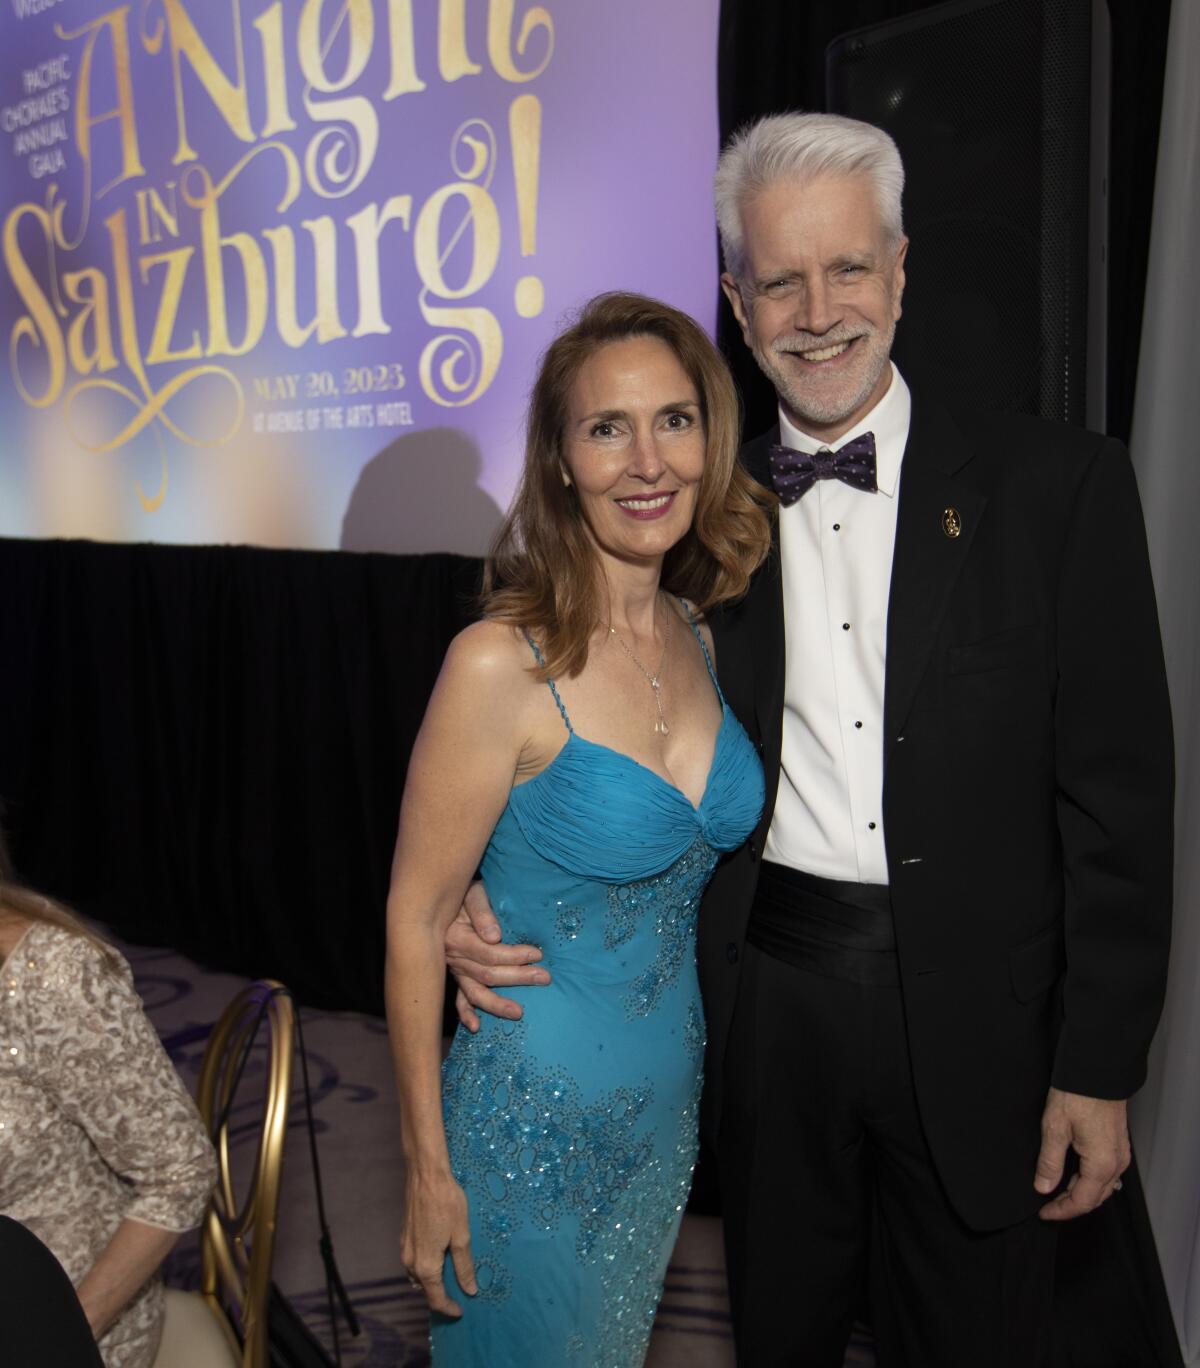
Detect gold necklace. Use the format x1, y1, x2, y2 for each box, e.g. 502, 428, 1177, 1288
609, 599, 673, 735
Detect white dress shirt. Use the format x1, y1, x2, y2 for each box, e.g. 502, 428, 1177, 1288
763, 364, 911, 885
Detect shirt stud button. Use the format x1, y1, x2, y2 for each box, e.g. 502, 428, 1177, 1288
855, 721, 863, 729
842, 623, 850, 631
833, 524, 841, 531
868, 822, 878, 830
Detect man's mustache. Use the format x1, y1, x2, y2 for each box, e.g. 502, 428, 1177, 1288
771, 325, 873, 355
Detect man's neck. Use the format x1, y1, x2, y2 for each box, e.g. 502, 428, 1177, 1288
781, 363, 896, 447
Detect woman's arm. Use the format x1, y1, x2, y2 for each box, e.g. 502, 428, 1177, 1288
385, 622, 531, 1316
75, 1220, 180, 1339
33, 934, 217, 1344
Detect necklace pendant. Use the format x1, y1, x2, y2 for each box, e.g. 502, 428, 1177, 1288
609, 603, 673, 739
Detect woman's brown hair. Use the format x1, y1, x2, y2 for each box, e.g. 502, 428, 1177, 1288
484, 291, 774, 679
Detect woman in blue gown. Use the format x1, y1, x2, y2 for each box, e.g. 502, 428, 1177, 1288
385, 293, 773, 1366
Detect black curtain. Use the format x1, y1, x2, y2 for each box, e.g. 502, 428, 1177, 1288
716, 0, 1171, 446
0, 538, 480, 1015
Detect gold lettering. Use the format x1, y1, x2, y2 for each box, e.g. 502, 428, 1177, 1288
142, 0, 254, 164
298, 0, 379, 197
135, 184, 179, 245
438, 0, 482, 82
57, 7, 146, 197
253, 3, 297, 136
383, 0, 427, 98
297, 0, 375, 93
488, 0, 554, 83
346, 195, 411, 336
58, 209, 244, 459
509, 94, 544, 317
262, 217, 347, 347
177, 143, 299, 358
184, 166, 268, 356
104, 206, 150, 393
138, 247, 203, 363
63, 267, 118, 375
4, 202, 66, 408
415, 182, 502, 405
414, 182, 500, 299
418, 304, 502, 407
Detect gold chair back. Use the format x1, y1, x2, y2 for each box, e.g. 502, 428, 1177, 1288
195, 980, 295, 1368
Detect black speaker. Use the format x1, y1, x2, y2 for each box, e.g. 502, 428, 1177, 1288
827, 0, 1110, 428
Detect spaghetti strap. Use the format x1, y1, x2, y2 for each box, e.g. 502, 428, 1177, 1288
676, 596, 725, 704
522, 631, 573, 734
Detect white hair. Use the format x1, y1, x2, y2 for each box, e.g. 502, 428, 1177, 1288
714, 112, 905, 281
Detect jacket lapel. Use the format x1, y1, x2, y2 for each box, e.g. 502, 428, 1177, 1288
741, 430, 785, 757
738, 429, 788, 760
712, 430, 785, 823
732, 402, 993, 811
884, 398, 990, 766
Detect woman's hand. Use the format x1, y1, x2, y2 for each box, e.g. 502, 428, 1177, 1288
75, 1219, 181, 1340
402, 1168, 477, 1317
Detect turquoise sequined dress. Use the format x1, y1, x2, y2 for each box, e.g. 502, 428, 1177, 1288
432, 621, 763, 1367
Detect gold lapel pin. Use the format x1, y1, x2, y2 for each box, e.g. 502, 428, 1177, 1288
941, 507, 962, 539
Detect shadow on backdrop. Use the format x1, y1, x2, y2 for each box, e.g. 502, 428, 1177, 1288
340, 427, 505, 556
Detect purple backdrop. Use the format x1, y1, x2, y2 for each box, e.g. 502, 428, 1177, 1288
0, 0, 721, 552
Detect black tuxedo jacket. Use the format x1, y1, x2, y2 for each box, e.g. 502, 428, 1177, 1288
699, 395, 1174, 1232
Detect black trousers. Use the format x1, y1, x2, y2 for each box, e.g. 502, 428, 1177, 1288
718, 862, 1056, 1368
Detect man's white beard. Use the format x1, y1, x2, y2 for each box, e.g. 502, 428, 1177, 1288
754, 319, 896, 432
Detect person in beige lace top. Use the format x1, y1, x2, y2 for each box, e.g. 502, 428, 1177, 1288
0, 831, 217, 1368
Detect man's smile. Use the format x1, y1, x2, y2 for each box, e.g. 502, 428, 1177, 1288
777, 336, 864, 369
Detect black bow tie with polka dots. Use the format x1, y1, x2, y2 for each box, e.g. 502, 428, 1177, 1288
767, 432, 878, 506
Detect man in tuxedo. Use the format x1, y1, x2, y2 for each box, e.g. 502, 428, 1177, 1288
448, 113, 1173, 1366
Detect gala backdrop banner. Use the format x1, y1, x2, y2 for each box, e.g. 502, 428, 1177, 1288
0, 0, 720, 551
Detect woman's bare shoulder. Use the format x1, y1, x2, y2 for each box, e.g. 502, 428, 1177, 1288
442, 619, 537, 684
431, 621, 545, 737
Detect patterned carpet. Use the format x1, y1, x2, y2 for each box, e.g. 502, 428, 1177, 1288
126, 938, 875, 1367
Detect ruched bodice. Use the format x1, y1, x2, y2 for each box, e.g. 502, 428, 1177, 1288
507, 703, 764, 882
433, 616, 763, 1368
